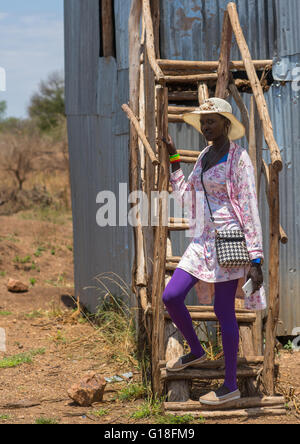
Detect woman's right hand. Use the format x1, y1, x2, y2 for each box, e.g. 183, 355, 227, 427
162, 135, 177, 156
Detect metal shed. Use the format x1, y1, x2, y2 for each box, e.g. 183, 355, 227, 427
64, 0, 300, 336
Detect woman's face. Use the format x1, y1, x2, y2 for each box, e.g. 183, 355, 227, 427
200, 113, 230, 141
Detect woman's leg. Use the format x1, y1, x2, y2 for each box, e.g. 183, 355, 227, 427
214, 279, 239, 391
162, 268, 205, 358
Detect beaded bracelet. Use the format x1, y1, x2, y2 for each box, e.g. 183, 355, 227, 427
169, 153, 180, 163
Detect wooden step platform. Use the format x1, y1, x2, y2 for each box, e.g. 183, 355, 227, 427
160, 355, 264, 369
160, 356, 269, 382
161, 365, 268, 382
163, 396, 286, 420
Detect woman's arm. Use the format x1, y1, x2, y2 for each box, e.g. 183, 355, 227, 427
163, 135, 199, 206
169, 167, 196, 203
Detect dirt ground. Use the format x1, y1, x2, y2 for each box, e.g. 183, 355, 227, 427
0, 212, 299, 425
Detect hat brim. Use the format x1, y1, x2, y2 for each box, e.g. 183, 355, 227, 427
182, 110, 245, 141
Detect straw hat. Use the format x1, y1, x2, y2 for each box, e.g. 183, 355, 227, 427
182, 97, 245, 141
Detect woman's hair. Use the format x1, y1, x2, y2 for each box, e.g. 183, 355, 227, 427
220, 115, 231, 134
220, 115, 231, 125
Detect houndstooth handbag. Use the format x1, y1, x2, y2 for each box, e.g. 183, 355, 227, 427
201, 170, 251, 268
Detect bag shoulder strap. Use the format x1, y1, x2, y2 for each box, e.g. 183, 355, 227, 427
200, 170, 215, 223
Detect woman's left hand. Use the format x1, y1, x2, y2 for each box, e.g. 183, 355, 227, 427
247, 264, 264, 294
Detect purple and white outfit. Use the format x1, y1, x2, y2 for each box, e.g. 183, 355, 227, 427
169, 141, 266, 311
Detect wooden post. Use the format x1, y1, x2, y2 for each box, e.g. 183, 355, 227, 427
197, 83, 213, 145
142, 0, 164, 83
227, 2, 282, 172
215, 11, 233, 98
128, 0, 151, 367
150, 0, 160, 59
262, 160, 288, 245
151, 86, 169, 396
143, 24, 157, 309
248, 95, 264, 356
101, 0, 115, 57
262, 165, 280, 395
254, 97, 263, 201
128, 0, 143, 292
239, 324, 258, 396
249, 96, 258, 187
198, 82, 209, 105
122, 104, 159, 166
228, 74, 250, 142
164, 236, 190, 402
139, 21, 146, 186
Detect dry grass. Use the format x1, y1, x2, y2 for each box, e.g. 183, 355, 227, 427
60, 271, 141, 372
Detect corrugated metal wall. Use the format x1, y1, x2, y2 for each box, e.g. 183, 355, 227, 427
160, 0, 300, 335
64, 0, 300, 333
64, 0, 134, 313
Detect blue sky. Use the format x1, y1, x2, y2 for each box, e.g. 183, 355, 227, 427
0, 0, 64, 118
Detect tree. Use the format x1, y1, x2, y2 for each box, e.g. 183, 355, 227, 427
0, 101, 29, 133
0, 130, 37, 190
0, 100, 6, 121
28, 71, 65, 132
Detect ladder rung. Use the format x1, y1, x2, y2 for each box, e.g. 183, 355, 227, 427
186, 305, 255, 314
168, 218, 190, 231
168, 114, 184, 123
176, 149, 201, 157
165, 73, 218, 83
169, 217, 189, 224
163, 396, 285, 414
166, 255, 181, 262
163, 406, 286, 420
168, 223, 190, 231
164, 310, 256, 323
168, 106, 198, 114
147, 305, 256, 318
166, 263, 178, 271
166, 255, 181, 267
168, 91, 198, 102
161, 366, 261, 381
166, 150, 202, 165
174, 155, 198, 163
158, 58, 273, 71
166, 255, 183, 269
159, 356, 264, 369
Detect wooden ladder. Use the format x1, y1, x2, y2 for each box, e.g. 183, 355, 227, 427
123, 0, 287, 420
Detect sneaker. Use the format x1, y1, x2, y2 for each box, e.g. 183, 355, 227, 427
166, 352, 207, 372
199, 385, 241, 405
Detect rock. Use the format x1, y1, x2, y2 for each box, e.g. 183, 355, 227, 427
7, 278, 29, 293
67, 372, 107, 407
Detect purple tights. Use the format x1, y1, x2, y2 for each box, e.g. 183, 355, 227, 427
162, 268, 239, 391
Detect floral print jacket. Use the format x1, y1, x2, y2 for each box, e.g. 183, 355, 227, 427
171, 141, 264, 261
169, 141, 266, 311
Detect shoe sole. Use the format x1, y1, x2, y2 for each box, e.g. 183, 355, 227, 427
166, 356, 207, 372
199, 393, 241, 406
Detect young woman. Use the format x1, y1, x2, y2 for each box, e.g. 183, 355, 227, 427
162, 98, 264, 405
